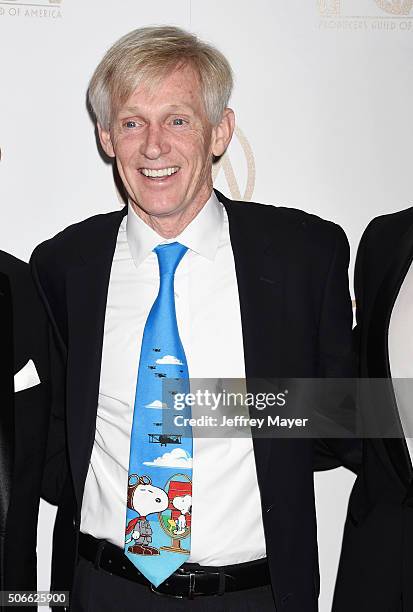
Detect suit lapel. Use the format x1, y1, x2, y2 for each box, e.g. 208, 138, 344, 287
66, 209, 126, 503
0, 272, 14, 535
367, 221, 413, 488
217, 190, 286, 486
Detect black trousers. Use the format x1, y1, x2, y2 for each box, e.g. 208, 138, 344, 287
70, 557, 276, 612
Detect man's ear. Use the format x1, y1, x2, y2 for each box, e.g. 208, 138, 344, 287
211, 108, 235, 158
97, 123, 115, 158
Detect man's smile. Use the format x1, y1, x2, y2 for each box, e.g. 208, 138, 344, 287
139, 166, 180, 179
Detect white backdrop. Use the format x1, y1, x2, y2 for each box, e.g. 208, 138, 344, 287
1, 0, 413, 609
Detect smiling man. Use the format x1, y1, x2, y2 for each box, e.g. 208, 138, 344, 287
96, 59, 233, 237
31, 26, 357, 611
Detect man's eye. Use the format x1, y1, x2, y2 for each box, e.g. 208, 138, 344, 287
124, 120, 137, 128
172, 118, 185, 126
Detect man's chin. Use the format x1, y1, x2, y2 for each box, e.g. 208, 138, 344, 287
130, 198, 185, 220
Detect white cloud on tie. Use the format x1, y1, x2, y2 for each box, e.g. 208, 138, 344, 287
155, 355, 183, 365
145, 400, 167, 409
144, 448, 192, 469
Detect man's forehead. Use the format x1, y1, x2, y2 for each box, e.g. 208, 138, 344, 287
118, 102, 196, 116
125, 64, 201, 101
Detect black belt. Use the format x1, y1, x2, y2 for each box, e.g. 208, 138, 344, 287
78, 532, 271, 599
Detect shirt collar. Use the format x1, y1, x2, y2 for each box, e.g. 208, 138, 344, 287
126, 191, 224, 268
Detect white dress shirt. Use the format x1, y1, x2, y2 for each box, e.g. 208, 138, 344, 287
80, 192, 267, 565
388, 258, 413, 462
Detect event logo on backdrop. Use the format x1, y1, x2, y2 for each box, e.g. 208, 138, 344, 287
375, 1, 413, 14
212, 126, 256, 201
318, 0, 413, 29
0, 0, 62, 20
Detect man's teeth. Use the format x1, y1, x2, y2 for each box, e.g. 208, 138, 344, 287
141, 167, 179, 178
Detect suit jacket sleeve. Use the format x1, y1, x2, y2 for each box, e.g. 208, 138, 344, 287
352, 217, 377, 352
1, 253, 51, 599
30, 248, 68, 506
313, 225, 362, 473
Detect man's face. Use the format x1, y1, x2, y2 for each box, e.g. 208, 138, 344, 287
99, 64, 233, 221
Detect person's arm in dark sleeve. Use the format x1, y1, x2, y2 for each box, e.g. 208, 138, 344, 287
313, 224, 362, 473
30, 246, 68, 506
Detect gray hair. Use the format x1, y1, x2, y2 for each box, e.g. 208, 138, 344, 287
88, 26, 233, 130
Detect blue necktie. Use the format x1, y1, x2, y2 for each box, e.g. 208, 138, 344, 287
125, 242, 193, 587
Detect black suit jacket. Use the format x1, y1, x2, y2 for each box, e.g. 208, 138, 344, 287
333, 208, 413, 612
0, 251, 50, 610
31, 190, 356, 612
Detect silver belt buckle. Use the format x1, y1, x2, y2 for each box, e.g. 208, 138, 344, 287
149, 571, 200, 599
188, 572, 197, 599
188, 570, 224, 598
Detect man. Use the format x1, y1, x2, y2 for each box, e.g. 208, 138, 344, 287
31, 26, 357, 611
0, 251, 50, 610
333, 210, 413, 612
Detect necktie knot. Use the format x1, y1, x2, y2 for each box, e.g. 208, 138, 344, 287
154, 242, 188, 277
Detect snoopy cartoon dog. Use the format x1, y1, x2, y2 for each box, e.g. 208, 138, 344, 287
171, 494, 192, 535
125, 474, 168, 555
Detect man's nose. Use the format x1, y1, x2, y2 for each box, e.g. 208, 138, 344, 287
139, 125, 171, 159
